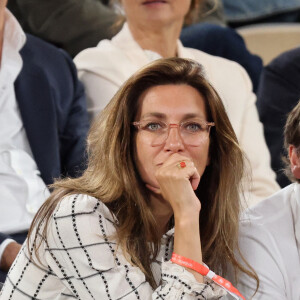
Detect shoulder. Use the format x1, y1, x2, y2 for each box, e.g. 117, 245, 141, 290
74, 39, 138, 88
47, 194, 117, 247
240, 184, 296, 236
21, 34, 73, 69
74, 36, 128, 69
19, 34, 83, 103
184, 46, 248, 75
184, 46, 252, 94
238, 184, 299, 296
74, 23, 143, 78
268, 47, 300, 70
182, 46, 254, 123
53, 194, 115, 223
264, 47, 300, 85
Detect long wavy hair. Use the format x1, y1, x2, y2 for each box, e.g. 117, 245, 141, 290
28, 57, 258, 289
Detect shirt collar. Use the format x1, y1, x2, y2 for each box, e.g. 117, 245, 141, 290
3, 8, 26, 53
0, 9, 26, 82
113, 22, 186, 61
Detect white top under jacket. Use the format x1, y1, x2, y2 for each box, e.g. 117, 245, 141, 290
0, 194, 238, 299
0, 10, 50, 235
74, 23, 279, 208
237, 183, 300, 299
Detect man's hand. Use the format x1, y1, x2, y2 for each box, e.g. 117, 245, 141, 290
0, 242, 22, 271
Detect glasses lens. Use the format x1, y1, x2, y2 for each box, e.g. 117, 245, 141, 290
180, 121, 210, 146
137, 120, 211, 146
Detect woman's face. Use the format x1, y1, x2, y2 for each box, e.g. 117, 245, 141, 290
135, 84, 210, 191
120, 0, 191, 28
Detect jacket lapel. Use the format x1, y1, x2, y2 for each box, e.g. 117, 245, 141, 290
14, 59, 58, 185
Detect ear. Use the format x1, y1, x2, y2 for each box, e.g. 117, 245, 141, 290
289, 145, 300, 179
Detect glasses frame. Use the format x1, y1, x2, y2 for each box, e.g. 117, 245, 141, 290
132, 119, 215, 146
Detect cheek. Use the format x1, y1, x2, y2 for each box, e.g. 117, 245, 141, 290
181, 0, 192, 16
135, 136, 155, 182
191, 142, 210, 175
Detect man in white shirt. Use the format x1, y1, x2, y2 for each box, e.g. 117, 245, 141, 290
0, 0, 89, 282
236, 100, 300, 299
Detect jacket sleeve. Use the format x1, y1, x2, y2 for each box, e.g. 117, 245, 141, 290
8, 0, 118, 57
58, 50, 90, 179
0, 233, 9, 245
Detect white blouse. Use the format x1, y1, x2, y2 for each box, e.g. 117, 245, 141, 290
0, 194, 233, 299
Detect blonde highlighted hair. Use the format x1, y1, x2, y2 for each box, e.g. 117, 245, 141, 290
28, 57, 258, 289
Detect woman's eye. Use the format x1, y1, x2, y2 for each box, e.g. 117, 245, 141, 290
145, 122, 163, 131
185, 122, 205, 132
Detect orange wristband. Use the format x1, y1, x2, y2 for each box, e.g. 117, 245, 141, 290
171, 253, 245, 300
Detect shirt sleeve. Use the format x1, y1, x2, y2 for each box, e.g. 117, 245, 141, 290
45, 194, 229, 299
232, 64, 280, 208
154, 261, 227, 299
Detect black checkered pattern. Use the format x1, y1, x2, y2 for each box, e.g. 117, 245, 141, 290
0, 194, 227, 299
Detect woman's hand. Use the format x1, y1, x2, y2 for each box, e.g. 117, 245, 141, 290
147, 153, 201, 218
148, 153, 204, 283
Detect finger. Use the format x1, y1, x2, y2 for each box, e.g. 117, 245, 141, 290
189, 169, 201, 190
180, 161, 201, 190
162, 153, 192, 167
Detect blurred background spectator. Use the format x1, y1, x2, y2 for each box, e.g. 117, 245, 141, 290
222, 0, 300, 28
7, 0, 262, 91
257, 46, 300, 188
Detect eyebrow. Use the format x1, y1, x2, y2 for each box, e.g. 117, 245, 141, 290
141, 112, 206, 120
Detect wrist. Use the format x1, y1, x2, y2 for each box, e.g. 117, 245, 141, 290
174, 212, 200, 227
173, 201, 201, 220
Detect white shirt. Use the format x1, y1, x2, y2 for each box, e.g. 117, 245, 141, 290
74, 23, 279, 207
236, 183, 300, 299
0, 10, 50, 236
0, 194, 236, 299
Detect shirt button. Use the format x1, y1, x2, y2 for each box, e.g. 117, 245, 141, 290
26, 204, 36, 214
174, 282, 181, 289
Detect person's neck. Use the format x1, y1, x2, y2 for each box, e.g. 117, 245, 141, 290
149, 193, 173, 237
127, 21, 183, 58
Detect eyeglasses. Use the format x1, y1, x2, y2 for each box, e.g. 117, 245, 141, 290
132, 119, 215, 146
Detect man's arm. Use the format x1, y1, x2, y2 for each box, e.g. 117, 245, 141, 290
0, 242, 21, 272
0, 233, 21, 272
59, 50, 90, 178
7, 0, 118, 57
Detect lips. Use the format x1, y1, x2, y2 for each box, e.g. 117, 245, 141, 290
142, 0, 167, 4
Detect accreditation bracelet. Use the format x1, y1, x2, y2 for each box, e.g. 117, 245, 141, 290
171, 253, 246, 300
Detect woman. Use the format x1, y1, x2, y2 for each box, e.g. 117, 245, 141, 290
0, 58, 256, 299
74, 0, 279, 208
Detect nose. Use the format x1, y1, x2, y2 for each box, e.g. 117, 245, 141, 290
163, 125, 184, 153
